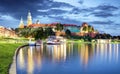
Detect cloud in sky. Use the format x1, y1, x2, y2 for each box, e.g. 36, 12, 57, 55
0, 0, 120, 35
90, 20, 114, 24
53, 0, 83, 7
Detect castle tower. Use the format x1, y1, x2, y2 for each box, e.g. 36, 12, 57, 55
27, 11, 32, 26
36, 20, 40, 24
19, 17, 24, 28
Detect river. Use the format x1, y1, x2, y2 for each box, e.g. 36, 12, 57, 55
16, 43, 120, 74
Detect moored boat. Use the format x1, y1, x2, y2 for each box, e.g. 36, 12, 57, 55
46, 36, 66, 45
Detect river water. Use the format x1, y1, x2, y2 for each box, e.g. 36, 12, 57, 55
16, 43, 120, 74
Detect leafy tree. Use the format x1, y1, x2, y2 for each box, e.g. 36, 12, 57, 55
34, 27, 44, 40
46, 27, 55, 35
56, 23, 63, 31
44, 27, 55, 38
29, 28, 36, 37
65, 29, 71, 38
19, 28, 31, 37
83, 35, 92, 42
15, 28, 22, 34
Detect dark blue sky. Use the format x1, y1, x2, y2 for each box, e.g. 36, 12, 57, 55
0, 0, 120, 35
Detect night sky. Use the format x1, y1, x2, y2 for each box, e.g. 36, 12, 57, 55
0, 0, 120, 35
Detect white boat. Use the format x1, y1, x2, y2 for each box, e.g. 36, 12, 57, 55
46, 36, 65, 45
47, 41, 61, 45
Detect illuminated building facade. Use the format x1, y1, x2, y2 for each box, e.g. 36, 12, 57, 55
0, 26, 17, 37
78, 22, 99, 37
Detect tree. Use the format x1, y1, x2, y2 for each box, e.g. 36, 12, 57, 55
34, 27, 44, 40
65, 29, 71, 38
46, 27, 55, 35
29, 28, 37, 37
18, 28, 31, 37
83, 35, 92, 42
56, 23, 63, 31
44, 27, 55, 38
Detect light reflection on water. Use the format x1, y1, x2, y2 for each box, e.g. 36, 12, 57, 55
16, 43, 120, 74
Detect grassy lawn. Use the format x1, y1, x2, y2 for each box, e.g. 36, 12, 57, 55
0, 43, 24, 74
0, 37, 30, 43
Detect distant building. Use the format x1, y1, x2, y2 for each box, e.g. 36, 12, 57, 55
0, 26, 17, 37
63, 24, 80, 33
78, 22, 99, 38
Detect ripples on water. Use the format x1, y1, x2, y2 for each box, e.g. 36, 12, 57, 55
16, 43, 120, 74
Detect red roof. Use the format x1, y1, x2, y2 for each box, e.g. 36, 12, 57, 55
63, 24, 78, 27
27, 23, 79, 28
28, 24, 46, 27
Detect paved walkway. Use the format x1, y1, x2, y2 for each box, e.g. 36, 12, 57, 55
9, 55, 16, 74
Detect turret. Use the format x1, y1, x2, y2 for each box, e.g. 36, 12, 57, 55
36, 20, 40, 24
19, 17, 24, 28
27, 11, 32, 26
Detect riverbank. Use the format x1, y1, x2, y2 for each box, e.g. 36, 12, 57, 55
66, 39, 120, 44
0, 43, 24, 74
0, 37, 120, 44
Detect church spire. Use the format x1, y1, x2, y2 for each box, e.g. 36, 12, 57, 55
27, 11, 32, 26
19, 17, 24, 28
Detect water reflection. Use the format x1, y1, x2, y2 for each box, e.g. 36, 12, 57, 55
27, 47, 34, 74
17, 43, 120, 74
78, 44, 94, 67
46, 43, 66, 62
17, 45, 43, 74
18, 48, 25, 69
95, 43, 119, 63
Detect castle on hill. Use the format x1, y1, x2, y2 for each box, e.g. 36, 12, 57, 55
19, 11, 98, 37
19, 11, 80, 32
